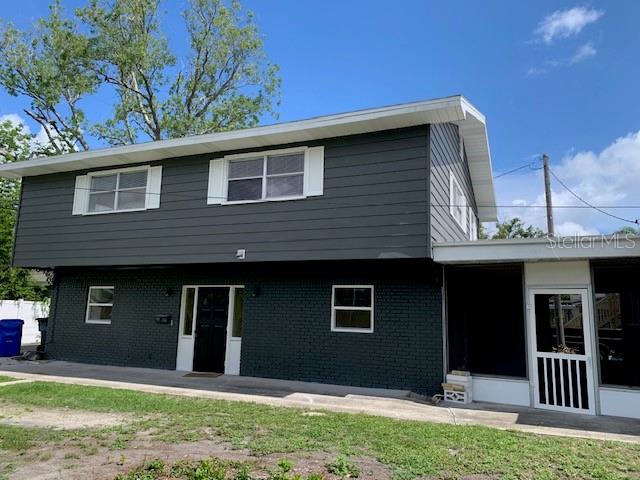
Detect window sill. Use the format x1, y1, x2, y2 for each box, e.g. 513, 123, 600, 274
600, 384, 640, 392
85, 320, 112, 325
81, 207, 149, 216
219, 195, 308, 206
331, 327, 374, 334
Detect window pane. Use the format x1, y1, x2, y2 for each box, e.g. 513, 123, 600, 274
334, 288, 372, 307
594, 263, 640, 388
90, 174, 117, 192
228, 178, 262, 201
182, 288, 195, 336
534, 294, 585, 354
232, 288, 244, 338
228, 158, 263, 179
90, 287, 114, 304
117, 188, 146, 210
335, 310, 371, 329
596, 292, 628, 385
266, 174, 303, 198
88, 192, 116, 212
88, 305, 112, 321
267, 154, 304, 175
119, 170, 148, 189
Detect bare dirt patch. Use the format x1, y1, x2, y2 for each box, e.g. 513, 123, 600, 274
0, 404, 130, 430
6, 433, 393, 480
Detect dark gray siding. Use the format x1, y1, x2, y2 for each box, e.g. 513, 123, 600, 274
429, 123, 478, 243
46, 260, 444, 395
14, 127, 430, 268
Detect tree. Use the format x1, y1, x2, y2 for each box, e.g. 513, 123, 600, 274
612, 226, 638, 236
0, 0, 280, 148
0, 120, 49, 300
0, 2, 97, 154
0, 0, 278, 299
478, 223, 489, 240
491, 217, 546, 239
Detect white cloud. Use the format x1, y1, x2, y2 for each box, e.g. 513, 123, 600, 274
570, 42, 597, 64
527, 42, 598, 76
0, 113, 28, 129
493, 131, 640, 236
535, 7, 603, 44
0, 112, 59, 153
526, 66, 547, 76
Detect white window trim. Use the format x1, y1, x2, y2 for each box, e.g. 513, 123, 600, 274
331, 285, 374, 333
85, 286, 114, 325
469, 206, 478, 240
178, 284, 246, 338
84, 165, 151, 215
449, 170, 468, 233
179, 286, 198, 338
222, 146, 309, 205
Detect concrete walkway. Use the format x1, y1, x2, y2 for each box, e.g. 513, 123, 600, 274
1, 359, 639, 443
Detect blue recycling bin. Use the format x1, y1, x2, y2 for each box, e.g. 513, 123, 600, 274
0, 319, 24, 357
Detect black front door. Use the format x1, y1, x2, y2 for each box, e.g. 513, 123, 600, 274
193, 287, 230, 373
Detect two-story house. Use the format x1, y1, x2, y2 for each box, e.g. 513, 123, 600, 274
2, 96, 491, 396
2, 95, 638, 419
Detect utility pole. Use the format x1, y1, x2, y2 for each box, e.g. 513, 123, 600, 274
542, 153, 565, 347
543, 153, 555, 236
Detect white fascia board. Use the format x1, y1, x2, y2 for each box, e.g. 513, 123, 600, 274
433, 236, 640, 263
0, 96, 462, 178
457, 97, 497, 221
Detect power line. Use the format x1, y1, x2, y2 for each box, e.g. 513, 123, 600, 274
6, 184, 640, 210
44, 186, 640, 210
493, 160, 542, 179
549, 168, 639, 225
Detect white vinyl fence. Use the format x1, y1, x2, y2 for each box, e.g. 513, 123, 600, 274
0, 300, 49, 345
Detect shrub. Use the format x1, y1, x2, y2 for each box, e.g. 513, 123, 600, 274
115, 458, 165, 480
327, 455, 359, 478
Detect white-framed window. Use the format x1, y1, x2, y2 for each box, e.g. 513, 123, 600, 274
331, 285, 374, 333
72, 165, 163, 215
449, 170, 467, 232
228, 152, 304, 202
468, 207, 478, 240
85, 286, 114, 324
207, 146, 325, 205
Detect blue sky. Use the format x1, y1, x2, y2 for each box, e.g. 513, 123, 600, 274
2, 0, 639, 234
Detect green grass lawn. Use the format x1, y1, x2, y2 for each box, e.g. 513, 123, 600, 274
0, 381, 638, 479
0, 375, 17, 383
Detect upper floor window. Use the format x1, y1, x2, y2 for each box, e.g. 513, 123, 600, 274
88, 169, 148, 213
228, 153, 305, 202
449, 170, 467, 232
72, 165, 163, 215
207, 146, 325, 205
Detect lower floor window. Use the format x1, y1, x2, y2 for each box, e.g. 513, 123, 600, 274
331, 285, 374, 332
85, 286, 114, 324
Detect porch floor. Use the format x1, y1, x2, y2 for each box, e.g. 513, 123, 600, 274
1, 358, 638, 443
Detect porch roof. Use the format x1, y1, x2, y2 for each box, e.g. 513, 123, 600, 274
432, 236, 640, 264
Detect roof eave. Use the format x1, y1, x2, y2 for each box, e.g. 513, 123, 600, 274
0, 95, 498, 221
433, 236, 640, 263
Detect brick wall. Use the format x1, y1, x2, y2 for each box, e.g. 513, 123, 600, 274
47, 260, 443, 394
